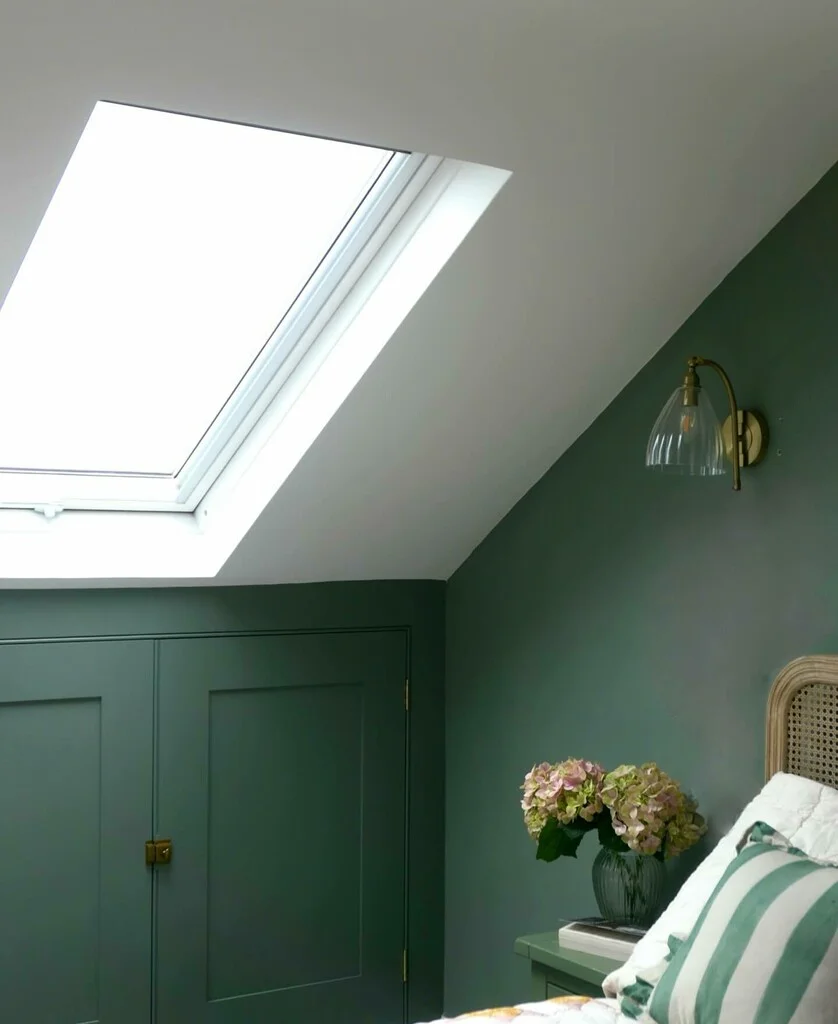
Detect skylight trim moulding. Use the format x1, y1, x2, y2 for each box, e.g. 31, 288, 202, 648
193, 158, 511, 565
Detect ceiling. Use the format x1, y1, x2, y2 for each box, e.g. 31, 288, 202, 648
3, 0, 838, 585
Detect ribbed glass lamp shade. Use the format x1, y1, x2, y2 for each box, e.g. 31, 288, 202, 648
645, 385, 725, 476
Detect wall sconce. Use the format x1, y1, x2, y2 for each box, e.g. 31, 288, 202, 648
645, 357, 767, 491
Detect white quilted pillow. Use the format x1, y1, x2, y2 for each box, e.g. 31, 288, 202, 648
602, 771, 838, 999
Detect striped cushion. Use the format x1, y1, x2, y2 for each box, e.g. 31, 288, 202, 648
646, 821, 838, 1024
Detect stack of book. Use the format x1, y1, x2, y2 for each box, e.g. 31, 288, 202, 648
557, 918, 646, 964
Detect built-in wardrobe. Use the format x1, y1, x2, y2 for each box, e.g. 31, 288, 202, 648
0, 583, 444, 1024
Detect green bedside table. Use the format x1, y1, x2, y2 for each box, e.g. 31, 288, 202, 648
514, 932, 623, 1000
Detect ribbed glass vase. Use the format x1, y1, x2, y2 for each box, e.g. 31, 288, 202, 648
592, 846, 665, 928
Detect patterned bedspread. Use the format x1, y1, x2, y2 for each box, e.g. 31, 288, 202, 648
418, 995, 624, 1022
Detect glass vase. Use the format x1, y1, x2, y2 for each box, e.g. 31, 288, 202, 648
591, 846, 665, 928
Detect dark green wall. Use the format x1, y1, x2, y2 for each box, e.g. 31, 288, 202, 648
0, 581, 445, 1024
444, 162, 838, 1013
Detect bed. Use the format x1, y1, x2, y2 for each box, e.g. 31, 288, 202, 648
415, 654, 838, 1024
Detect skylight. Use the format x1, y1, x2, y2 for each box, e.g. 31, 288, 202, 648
0, 101, 418, 511
0, 96, 512, 582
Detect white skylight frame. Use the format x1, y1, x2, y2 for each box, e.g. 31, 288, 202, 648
0, 99, 511, 581
0, 102, 438, 514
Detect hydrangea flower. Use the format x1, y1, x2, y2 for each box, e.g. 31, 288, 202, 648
601, 762, 706, 857
521, 758, 707, 860
520, 758, 605, 839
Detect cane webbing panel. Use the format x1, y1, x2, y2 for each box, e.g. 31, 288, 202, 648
767, 657, 838, 786
786, 683, 838, 786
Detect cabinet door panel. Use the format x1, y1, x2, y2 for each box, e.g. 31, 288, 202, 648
155, 631, 407, 1024
0, 640, 153, 1024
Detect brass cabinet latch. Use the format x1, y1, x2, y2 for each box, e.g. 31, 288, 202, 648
145, 839, 173, 865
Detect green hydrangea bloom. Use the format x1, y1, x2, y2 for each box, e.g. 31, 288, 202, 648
601, 762, 706, 857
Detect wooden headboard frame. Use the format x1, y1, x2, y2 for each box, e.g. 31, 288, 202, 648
766, 655, 838, 785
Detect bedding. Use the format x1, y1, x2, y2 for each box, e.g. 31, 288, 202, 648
640, 821, 838, 1023
603, 771, 838, 1003
417, 995, 626, 1022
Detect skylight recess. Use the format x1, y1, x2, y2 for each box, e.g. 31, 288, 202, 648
0, 101, 426, 511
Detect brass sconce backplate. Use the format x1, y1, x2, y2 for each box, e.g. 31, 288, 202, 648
721, 409, 769, 468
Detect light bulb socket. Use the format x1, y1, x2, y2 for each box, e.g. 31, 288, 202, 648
681, 366, 700, 407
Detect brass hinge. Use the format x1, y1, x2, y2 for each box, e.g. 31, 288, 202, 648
145, 838, 173, 865
404, 679, 410, 712
402, 948, 408, 984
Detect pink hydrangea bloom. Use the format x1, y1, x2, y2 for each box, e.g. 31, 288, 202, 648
521, 758, 706, 859
521, 758, 605, 838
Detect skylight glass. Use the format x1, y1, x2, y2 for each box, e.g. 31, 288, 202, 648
0, 102, 394, 479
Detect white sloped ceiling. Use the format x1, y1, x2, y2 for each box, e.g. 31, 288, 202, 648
2, 0, 838, 584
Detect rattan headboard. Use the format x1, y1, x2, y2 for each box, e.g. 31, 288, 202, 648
766, 655, 838, 786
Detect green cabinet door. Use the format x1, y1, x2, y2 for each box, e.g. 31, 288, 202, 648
0, 640, 153, 1024
155, 631, 408, 1024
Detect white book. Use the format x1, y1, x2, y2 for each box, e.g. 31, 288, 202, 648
558, 919, 645, 964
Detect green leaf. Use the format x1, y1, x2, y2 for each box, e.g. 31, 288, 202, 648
536, 816, 595, 862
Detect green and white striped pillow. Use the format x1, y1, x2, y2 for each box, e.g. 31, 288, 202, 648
645, 821, 838, 1024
